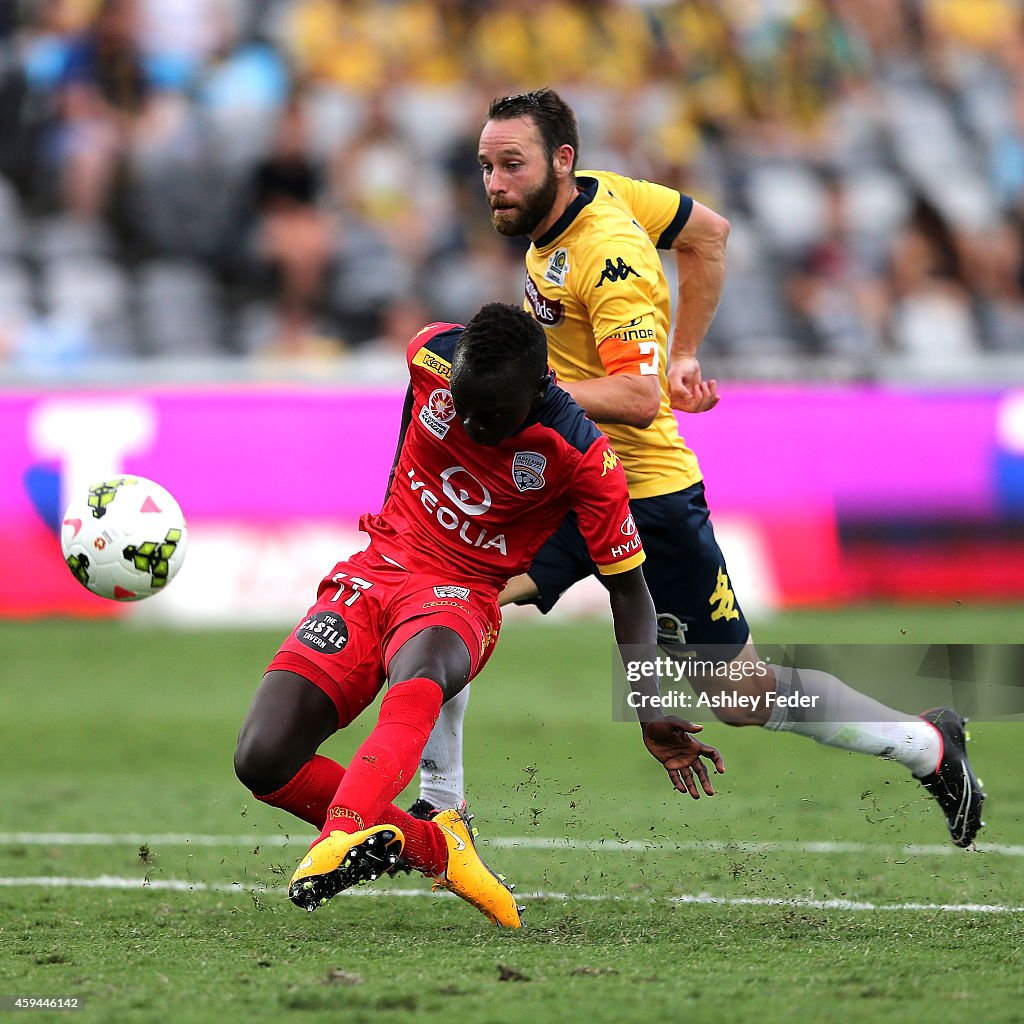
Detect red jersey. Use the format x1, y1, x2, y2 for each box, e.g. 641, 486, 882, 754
360, 322, 645, 593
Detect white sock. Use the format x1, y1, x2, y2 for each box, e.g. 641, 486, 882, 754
764, 665, 941, 778
417, 684, 470, 808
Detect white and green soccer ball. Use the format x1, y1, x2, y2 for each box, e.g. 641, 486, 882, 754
61, 476, 188, 601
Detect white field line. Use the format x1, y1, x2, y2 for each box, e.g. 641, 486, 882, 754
0, 832, 1022, 858
0, 875, 1020, 914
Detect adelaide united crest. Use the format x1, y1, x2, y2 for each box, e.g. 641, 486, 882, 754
512, 451, 547, 492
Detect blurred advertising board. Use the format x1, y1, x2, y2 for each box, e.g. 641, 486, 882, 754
2, 384, 1022, 621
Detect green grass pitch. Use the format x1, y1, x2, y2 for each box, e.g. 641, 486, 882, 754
0, 605, 1021, 1023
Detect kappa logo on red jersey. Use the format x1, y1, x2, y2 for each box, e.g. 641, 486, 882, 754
512, 451, 547, 492
600, 448, 620, 476
525, 275, 564, 328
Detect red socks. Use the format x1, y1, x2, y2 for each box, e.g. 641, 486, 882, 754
255, 754, 341, 828
323, 677, 443, 835
253, 677, 449, 874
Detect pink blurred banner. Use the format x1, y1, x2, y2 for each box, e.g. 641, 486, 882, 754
678, 385, 999, 518
1, 383, 1019, 615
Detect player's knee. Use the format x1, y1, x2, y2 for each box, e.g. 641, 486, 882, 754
233, 731, 292, 795
716, 706, 767, 727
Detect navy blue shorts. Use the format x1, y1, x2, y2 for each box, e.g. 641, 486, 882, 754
526, 481, 749, 660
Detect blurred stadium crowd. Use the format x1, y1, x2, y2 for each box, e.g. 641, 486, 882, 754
0, 0, 1023, 377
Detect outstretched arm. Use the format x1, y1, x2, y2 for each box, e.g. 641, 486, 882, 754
667, 200, 729, 413
559, 374, 661, 429
605, 567, 725, 797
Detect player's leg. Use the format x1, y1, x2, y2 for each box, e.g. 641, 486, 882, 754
761, 661, 984, 845
288, 622, 468, 910
234, 659, 504, 914
233, 668, 343, 823
412, 513, 592, 812
414, 685, 470, 815
320, 623, 468, 838
641, 483, 985, 845
379, 622, 522, 927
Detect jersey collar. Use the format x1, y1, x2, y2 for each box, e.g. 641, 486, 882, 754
532, 176, 599, 250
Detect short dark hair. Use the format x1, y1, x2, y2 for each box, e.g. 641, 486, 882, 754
487, 88, 580, 170
453, 303, 548, 387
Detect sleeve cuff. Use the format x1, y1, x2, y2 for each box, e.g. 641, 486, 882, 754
596, 550, 646, 575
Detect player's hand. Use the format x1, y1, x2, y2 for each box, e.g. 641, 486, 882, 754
641, 716, 725, 798
668, 356, 719, 413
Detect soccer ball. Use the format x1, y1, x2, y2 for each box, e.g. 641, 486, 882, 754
60, 476, 188, 601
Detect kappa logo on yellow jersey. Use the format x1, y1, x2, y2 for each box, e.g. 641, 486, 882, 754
600, 448, 620, 476
595, 257, 640, 288
708, 568, 739, 622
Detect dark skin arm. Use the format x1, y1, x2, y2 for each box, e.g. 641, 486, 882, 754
605, 566, 725, 798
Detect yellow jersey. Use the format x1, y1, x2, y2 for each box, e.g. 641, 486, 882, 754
523, 170, 702, 499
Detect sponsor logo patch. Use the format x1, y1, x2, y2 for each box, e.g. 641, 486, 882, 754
295, 609, 349, 654
434, 585, 471, 600
511, 451, 547, 492
406, 467, 506, 555
419, 405, 450, 439
620, 514, 637, 536
428, 389, 456, 422
610, 314, 656, 342
544, 248, 570, 286
525, 275, 564, 328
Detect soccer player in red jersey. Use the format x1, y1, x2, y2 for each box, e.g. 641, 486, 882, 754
234, 303, 725, 926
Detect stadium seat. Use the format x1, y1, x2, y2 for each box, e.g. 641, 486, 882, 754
745, 163, 828, 258
41, 254, 134, 356
0, 258, 32, 319
135, 259, 226, 357
0, 174, 24, 259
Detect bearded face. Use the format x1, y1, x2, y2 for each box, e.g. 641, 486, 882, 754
488, 160, 561, 238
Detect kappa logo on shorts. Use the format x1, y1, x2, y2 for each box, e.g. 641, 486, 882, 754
296, 610, 349, 654
512, 451, 547, 492
708, 568, 740, 622
434, 585, 470, 600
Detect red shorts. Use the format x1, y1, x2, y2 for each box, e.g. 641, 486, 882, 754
267, 546, 501, 726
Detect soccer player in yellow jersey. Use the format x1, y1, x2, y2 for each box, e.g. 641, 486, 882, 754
407, 88, 984, 849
